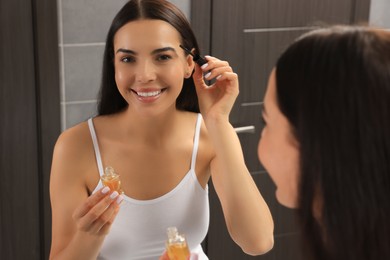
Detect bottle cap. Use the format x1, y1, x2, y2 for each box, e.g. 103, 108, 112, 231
104, 166, 118, 177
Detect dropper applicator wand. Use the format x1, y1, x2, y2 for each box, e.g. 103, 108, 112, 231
179, 45, 208, 67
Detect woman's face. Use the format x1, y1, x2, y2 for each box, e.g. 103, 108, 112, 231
113, 19, 194, 116
257, 69, 300, 208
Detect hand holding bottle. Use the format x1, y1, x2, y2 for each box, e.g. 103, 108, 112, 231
72, 186, 123, 236
160, 227, 198, 260
159, 252, 198, 260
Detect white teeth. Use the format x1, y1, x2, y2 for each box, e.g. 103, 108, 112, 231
136, 90, 161, 97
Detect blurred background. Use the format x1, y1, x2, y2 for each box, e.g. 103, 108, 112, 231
1, 0, 389, 259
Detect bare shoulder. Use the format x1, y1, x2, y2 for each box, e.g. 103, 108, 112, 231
56, 121, 91, 150
51, 121, 96, 190
55, 122, 93, 160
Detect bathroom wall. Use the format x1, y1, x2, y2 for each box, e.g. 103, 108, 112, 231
57, 0, 191, 130
369, 0, 390, 28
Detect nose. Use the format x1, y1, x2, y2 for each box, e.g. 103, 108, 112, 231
135, 60, 156, 83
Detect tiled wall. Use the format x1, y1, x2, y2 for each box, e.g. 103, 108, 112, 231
369, 0, 390, 29
57, 0, 191, 130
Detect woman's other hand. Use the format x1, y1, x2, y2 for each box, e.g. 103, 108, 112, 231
159, 251, 199, 260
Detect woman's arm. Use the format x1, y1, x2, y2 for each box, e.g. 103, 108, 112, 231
49, 126, 121, 260
193, 58, 274, 255
207, 118, 274, 255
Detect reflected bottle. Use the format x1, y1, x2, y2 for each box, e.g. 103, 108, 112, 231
101, 166, 123, 194
166, 226, 190, 260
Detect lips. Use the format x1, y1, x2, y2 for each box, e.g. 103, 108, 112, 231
130, 88, 167, 102
135, 90, 162, 97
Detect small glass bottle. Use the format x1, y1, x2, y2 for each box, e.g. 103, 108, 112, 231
101, 166, 123, 194
166, 226, 190, 260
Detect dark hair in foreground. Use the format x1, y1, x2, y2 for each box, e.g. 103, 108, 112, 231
275, 26, 390, 260
98, 0, 200, 115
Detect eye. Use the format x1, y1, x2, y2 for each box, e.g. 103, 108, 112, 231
121, 56, 135, 63
157, 54, 172, 62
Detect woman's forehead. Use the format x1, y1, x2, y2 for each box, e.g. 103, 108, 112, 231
114, 19, 181, 50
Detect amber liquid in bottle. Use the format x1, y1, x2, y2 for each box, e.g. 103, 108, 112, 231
101, 166, 123, 194
166, 227, 190, 260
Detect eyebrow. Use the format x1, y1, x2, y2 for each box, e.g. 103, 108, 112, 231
115, 47, 176, 55
151, 47, 176, 55
116, 48, 136, 55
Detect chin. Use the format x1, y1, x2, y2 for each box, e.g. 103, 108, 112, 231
276, 191, 298, 209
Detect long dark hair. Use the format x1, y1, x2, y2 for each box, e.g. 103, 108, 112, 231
275, 26, 390, 260
98, 0, 200, 115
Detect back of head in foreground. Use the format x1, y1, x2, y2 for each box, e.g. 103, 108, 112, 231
275, 25, 390, 260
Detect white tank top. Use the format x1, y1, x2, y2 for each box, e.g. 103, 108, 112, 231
88, 114, 209, 260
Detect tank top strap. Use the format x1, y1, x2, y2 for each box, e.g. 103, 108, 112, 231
190, 113, 203, 171
87, 118, 105, 177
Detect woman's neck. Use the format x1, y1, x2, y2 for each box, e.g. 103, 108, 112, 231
118, 107, 185, 145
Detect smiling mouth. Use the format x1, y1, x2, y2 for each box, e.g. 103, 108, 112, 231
131, 88, 166, 97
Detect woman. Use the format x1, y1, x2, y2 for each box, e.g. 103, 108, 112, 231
258, 25, 390, 260
49, 0, 274, 259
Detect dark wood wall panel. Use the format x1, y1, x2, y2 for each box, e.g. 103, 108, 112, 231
230, 30, 308, 127
241, 0, 353, 28
190, 0, 212, 55
1, 0, 60, 259
240, 30, 309, 103
33, 0, 61, 256
353, 0, 372, 23
1, 0, 41, 258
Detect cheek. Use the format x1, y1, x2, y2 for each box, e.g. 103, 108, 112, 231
257, 131, 281, 188
258, 129, 300, 208
115, 67, 128, 87
167, 65, 185, 80
274, 146, 300, 208
163, 66, 185, 90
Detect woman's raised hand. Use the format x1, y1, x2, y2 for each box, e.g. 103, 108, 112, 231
72, 186, 123, 236
192, 55, 239, 121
